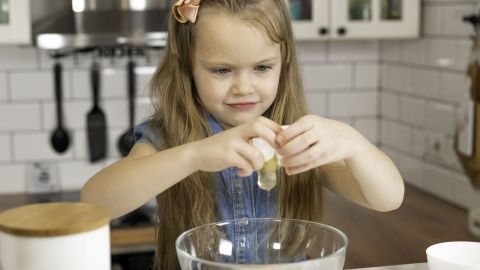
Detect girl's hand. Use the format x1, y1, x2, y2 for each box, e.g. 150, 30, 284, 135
191, 117, 281, 177
276, 115, 363, 175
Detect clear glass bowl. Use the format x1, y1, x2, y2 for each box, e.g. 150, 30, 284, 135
176, 218, 348, 270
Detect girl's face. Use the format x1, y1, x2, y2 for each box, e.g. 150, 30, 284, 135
192, 10, 282, 129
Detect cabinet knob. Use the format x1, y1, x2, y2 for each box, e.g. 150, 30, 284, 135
318, 27, 329, 36
337, 27, 347, 36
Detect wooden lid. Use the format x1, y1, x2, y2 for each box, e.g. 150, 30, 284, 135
0, 202, 110, 237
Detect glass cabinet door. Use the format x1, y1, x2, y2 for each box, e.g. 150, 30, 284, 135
331, 0, 419, 39
289, 0, 313, 21
288, 0, 329, 40
0, 0, 31, 44
348, 0, 372, 21
380, 0, 402, 20
0, 0, 9, 24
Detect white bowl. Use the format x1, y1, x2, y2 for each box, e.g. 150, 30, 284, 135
426, 241, 480, 270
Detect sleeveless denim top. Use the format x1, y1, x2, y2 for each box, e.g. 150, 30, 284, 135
133, 115, 277, 264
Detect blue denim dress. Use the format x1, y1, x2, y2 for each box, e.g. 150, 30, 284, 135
134, 116, 278, 264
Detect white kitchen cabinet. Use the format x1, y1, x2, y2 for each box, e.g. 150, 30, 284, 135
0, 0, 31, 44
287, 0, 329, 40
286, 0, 420, 40
0, 0, 70, 45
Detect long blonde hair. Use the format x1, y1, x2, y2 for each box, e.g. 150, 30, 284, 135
149, 0, 323, 268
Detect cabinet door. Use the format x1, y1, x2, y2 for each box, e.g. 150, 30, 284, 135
0, 0, 31, 44
331, 0, 419, 39
287, 0, 329, 40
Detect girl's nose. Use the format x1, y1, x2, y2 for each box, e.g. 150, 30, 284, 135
232, 72, 254, 95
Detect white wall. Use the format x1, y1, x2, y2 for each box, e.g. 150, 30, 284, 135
0, 40, 380, 194
1, 0, 479, 211
380, 0, 480, 209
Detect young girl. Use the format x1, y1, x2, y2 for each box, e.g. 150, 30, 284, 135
81, 0, 404, 268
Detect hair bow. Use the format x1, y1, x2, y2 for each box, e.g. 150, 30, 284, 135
172, 0, 201, 24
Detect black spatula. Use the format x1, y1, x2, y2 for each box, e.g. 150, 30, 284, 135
87, 60, 107, 162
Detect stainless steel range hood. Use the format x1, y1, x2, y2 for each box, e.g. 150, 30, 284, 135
34, 0, 171, 51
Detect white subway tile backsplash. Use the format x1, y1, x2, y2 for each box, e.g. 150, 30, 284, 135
440, 72, 470, 105
0, 103, 41, 132
395, 152, 425, 190
455, 39, 473, 71
0, 134, 11, 162
422, 5, 443, 35
443, 136, 463, 171
297, 42, 328, 63
381, 120, 411, 152
354, 118, 378, 143
451, 172, 480, 209
425, 39, 458, 68
424, 102, 456, 135
10, 70, 71, 101
377, 0, 479, 206
381, 64, 408, 91
380, 92, 400, 120
135, 66, 156, 97
380, 41, 402, 62
401, 40, 427, 65
411, 128, 426, 158
108, 128, 125, 158
328, 41, 379, 61
13, 133, 74, 161
0, 73, 7, 101
400, 96, 425, 126
306, 93, 327, 117
58, 161, 106, 191
136, 97, 154, 123
329, 91, 377, 117
43, 100, 90, 130
0, 47, 38, 70
4, 21, 476, 210
72, 130, 87, 159
72, 68, 127, 99
0, 164, 27, 194
354, 64, 378, 88
302, 64, 352, 90
104, 100, 129, 128
423, 162, 454, 201
410, 68, 440, 98
442, 4, 476, 37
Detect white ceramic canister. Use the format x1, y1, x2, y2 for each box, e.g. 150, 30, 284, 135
0, 202, 111, 270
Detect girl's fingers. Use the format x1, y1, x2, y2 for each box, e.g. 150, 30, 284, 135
284, 149, 338, 175
257, 116, 282, 133
281, 142, 322, 168
236, 143, 264, 171
278, 129, 318, 157
244, 117, 280, 148
232, 151, 255, 177
276, 117, 313, 145
285, 163, 312, 175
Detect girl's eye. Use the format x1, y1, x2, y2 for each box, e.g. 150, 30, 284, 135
212, 68, 231, 75
255, 65, 272, 72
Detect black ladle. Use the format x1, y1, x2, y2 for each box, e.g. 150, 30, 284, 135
50, 62, 70, 153
117, 59, 136, 156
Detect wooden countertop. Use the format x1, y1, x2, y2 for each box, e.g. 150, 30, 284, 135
323, 185, 480, 269
350, 263, 428, 270
0, 184, 478, 266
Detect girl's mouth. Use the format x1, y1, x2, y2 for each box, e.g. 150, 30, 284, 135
227, 102, 257, 110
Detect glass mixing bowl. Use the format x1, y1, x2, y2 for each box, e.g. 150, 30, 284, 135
176, 218, 348, 270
